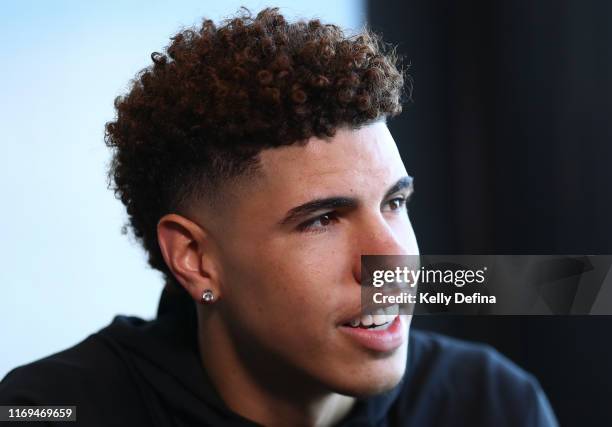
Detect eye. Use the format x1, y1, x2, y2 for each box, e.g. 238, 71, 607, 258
297, 212, 339, 233
384, 196, 408, 212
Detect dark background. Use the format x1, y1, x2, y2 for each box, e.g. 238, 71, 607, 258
367, 1, 612, 426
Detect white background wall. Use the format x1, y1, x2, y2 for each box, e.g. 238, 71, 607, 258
0, 0, 365, 379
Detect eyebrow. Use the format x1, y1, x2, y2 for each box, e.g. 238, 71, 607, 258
278, 175, 414, 226
383, 175, 413, 200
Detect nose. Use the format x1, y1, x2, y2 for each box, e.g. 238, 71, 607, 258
352, 214, 418, 284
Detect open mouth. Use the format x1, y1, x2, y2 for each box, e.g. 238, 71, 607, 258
342, 305, 399, 330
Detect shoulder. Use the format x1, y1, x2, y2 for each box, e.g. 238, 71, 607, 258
1, 335, 115, 401
0, 319, 151, 426
409, 329, 531, 388
395, 329, 558, 426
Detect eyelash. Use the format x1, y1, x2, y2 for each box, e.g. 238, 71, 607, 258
297, 196, 409, 233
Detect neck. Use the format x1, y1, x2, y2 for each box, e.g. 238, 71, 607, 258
196, 308, 356, 427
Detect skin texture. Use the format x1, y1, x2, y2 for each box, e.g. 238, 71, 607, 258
157, 121, 419, 426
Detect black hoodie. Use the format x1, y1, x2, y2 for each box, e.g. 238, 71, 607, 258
0, 288, 557, 426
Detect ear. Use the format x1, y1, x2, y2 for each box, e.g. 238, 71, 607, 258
157, 213, 221, 303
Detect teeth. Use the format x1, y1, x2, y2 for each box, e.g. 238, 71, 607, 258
369, 321, 393, 331
372, 309, 386, 326
361, 314, 373, 327
345, 305, 400, 328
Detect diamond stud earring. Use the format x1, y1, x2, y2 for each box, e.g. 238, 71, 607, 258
201, 289, 215, 303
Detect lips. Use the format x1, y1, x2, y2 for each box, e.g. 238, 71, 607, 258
338, 314, 405, 352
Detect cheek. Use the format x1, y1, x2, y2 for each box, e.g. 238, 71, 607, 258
218, 235, 352, 340
405, 220, 419, 254
390, 214, 419, 254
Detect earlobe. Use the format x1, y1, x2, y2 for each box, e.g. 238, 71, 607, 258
157, 214, 221, 303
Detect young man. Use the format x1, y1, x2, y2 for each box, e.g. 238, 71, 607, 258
0, 8, 557, 426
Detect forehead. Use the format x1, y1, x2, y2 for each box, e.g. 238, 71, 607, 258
256, 122, 406, 197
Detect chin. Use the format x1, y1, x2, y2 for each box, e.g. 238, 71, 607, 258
327, 343, 409, 397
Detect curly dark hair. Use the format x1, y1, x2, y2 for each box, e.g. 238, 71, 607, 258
104, 7, 407, 287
